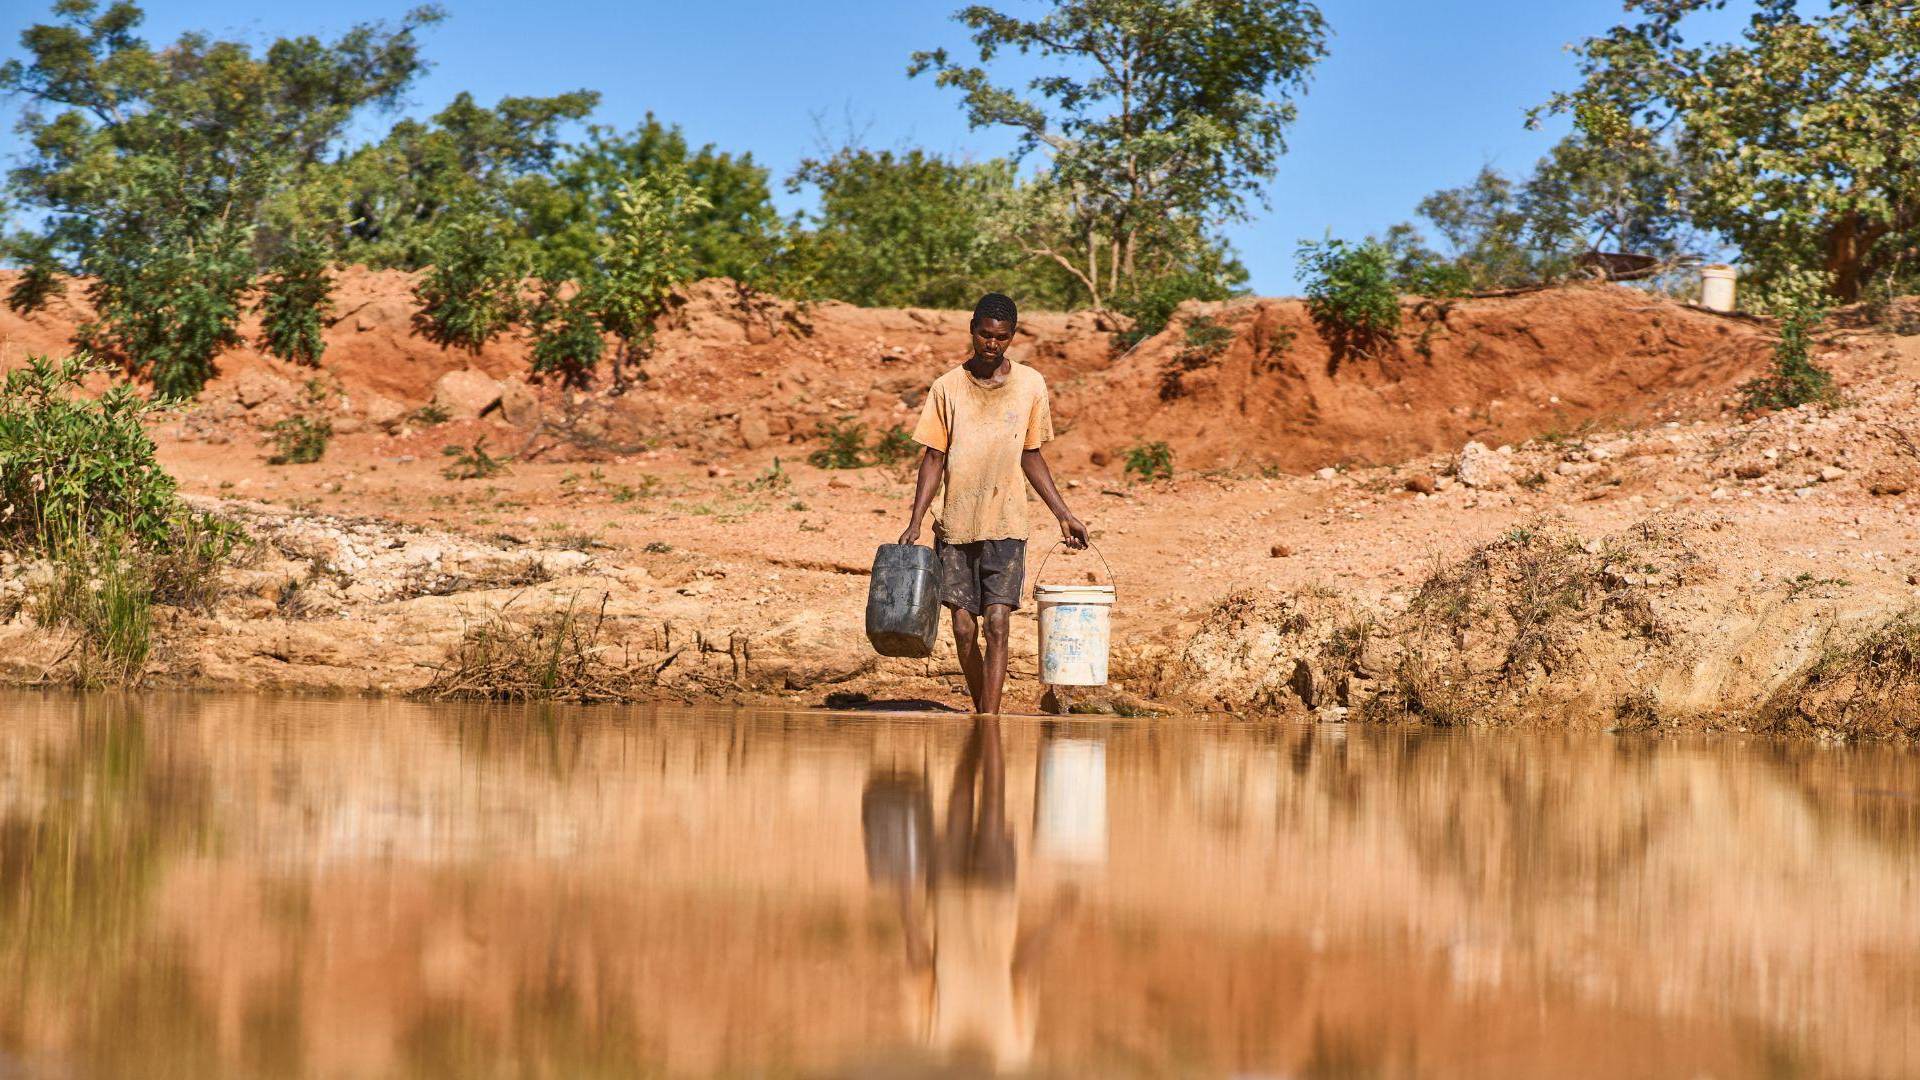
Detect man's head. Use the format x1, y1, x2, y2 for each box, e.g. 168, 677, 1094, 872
970, 292, 1018, 363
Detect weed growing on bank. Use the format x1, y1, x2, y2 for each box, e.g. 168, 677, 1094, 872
1123, 440, 1174, 481
808, 418, 919, 469
442, 438, 510, 480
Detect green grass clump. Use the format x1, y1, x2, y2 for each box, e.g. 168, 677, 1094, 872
808, 417, 871, 469
1123, 440, 1174, 482
267, 415, 331, 465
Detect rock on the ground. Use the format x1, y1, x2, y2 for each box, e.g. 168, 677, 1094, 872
1455, 441, 1510, 489
362, 394, 409, 432
432, 369, 503, 420
739, 410, 773, 450
234, 371, 295, 410
498, 379, 541, 427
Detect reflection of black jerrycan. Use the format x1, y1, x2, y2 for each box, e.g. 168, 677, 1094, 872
866, 543, 941, 657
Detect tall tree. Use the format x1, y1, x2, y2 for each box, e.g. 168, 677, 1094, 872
910, 0, 1327, 308
1536, 0, 1920, 300
1, 0, 440, 393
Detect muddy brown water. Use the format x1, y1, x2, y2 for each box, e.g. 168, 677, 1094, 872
0, 691, 1915, 1078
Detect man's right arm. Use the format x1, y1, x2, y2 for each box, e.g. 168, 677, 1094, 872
897, 448, 945, 546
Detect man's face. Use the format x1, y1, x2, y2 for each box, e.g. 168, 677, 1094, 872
970, 316, 1015, 362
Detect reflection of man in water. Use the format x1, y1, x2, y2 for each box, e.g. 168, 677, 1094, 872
864, 717, 1069, 1073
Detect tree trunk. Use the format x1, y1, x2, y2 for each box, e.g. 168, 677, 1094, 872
1823, 213, 1887, 302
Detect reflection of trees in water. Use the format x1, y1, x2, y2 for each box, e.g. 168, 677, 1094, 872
0, 696, 222, 1073
1756, 741, 1920, 857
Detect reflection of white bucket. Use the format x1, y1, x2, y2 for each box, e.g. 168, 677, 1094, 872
1036, 584, 1115, 686
1701, 264, 1738, 312
1035, 738, 1107, 864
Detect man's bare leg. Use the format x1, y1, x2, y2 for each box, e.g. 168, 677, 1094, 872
951, 608, 985, 713
980, 604, 1012, 715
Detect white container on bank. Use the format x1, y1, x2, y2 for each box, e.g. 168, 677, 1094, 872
1036, 583, 1115, 686
1700, 264, 1738, 312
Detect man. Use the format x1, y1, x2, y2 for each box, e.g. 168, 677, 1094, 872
897, 292, 1089, 716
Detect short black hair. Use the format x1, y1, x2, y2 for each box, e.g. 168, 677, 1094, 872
971, 292, 1018, 327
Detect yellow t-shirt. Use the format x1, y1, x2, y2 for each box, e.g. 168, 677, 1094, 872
910, 362, 1054, 544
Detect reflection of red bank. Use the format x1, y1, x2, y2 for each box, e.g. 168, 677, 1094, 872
1034, 736, 1107, 865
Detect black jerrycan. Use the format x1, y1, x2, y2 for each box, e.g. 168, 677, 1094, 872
866, 543, 941, 657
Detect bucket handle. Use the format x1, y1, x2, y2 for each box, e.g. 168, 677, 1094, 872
1032, 539, 1116, 601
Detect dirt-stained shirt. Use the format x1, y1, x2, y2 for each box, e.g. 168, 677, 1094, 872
910, 361, 1054, 544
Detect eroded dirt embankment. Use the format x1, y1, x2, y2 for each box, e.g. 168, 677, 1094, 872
4, 272, 1920, 736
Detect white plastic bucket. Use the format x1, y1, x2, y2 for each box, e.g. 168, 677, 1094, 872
1036, 583, 1115, 686
1700, 264, 1738, 312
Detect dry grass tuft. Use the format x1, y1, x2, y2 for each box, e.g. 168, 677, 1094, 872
422, 592, 637, 702
1762, 607, 1920, 739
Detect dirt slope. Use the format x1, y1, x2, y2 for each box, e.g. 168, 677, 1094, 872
1, 270, 1771, 474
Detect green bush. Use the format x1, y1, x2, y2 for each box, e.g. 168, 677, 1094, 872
1742, 307, 1837, 411
527, 277, 606, 388
79, 218, 254, 399
267, 415, 332, 465
870, 424, 918, 465
1123, 440, 1174, 482
1181, 315, 1236, 358
0, 355, 178, 549
255, 234, 333, 365
411, 207, 528, 354
1297, 238, 1401, 355
1111, 271, 1237, 351
808, 418, 871, 469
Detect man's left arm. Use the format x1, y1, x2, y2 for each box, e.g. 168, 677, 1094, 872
1021, 448, 1088, 548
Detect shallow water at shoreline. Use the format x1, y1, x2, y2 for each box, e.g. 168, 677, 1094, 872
0, 690, 1914, 1077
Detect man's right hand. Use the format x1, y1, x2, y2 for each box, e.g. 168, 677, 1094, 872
897, 523, 921, 546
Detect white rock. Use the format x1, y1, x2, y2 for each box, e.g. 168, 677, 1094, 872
1455, 442, 1510, 490
1819, 466, 1846, 482
1587, 446, 1612, 462
1315, 467, 1338, 481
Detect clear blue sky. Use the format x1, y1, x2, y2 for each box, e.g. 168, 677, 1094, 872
0, 1, 1742, 294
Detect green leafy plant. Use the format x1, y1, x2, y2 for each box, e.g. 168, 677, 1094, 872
1110, 270, 1240, 350
411, 205, 528, 354
31, 530, 152, 687
526, 275, 606, 388
808, 417, 871, 469
1298, 238, 1401, 357
1181, 315, 1236, 358
442, 437, 510, 480
0, 355, 178, 549
1742, 277, 1837, 410
869, 425, 918, 466
267, 415, 332, 465
590, 166, 711, 387
412, 402, 451, 426
1123, 440, 1174, 482
255, 233, 333, 365
747, 457, 792, 492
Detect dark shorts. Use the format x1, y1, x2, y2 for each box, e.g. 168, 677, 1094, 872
935, 538, 1027, 615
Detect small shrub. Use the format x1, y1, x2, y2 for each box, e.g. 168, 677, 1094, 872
148, 510, 247, 612
1182, 315, 1236, 358
1110, 270, 1237, 351
747, 457, 792, 492
1298, 238, 1401, 356
412, 402, 451, 426
267, 415, 332, 465
870, 425, 918, 466
1741, 294, 1837, 411
610, 475, 661, 502
0, 355, 177, 549
423, 593, 631, 702
1123, 441, 1174, 482
808, 417, 871, 469
411, 206, 527, 354
255, 234, 332, 365
527, 276, 605, 388
442, 438, 510, 480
